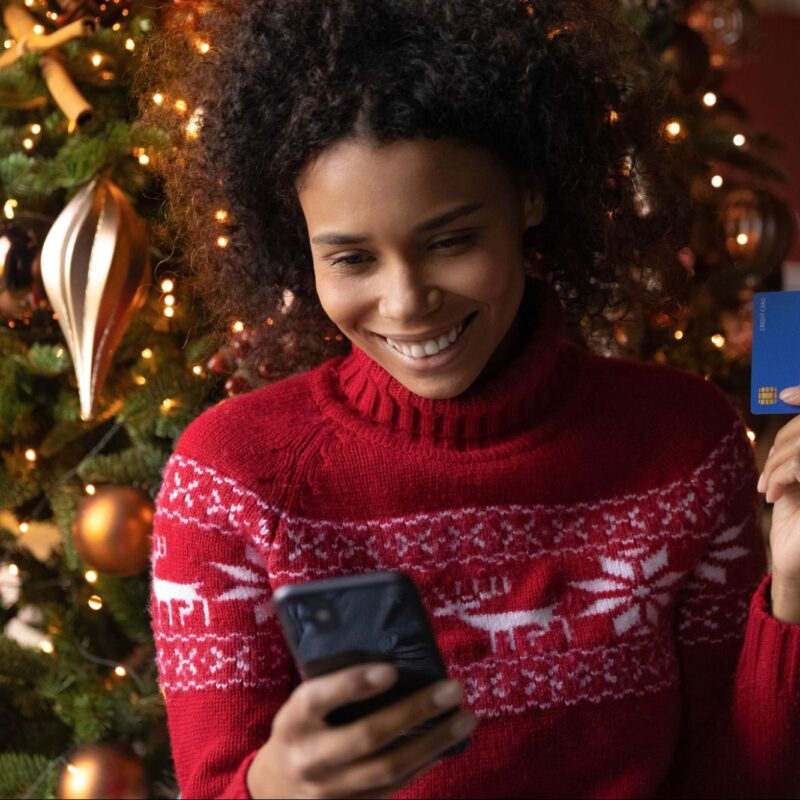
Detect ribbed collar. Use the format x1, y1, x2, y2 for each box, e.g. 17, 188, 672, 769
316, 274, 583, 453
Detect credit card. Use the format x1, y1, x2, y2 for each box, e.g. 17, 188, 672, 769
751, 291, 800, 415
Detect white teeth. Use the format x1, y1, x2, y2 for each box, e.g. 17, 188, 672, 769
386, 318, 466, 359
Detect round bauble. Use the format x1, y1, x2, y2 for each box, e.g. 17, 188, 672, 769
57, 742, 147, 799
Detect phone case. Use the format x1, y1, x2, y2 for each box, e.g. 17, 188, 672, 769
272, 570, 469, 757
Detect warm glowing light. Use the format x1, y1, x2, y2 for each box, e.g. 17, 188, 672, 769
174, 99, 188, 113
733, 133, 746, 147
711, 334, 726, 348
164, 294, 175, 307
160, 398, 175, 412
3, 198, 17, 219
125, 38, 135, 51
152, 92, 164, 105
32, 24, 44, 35
30, 123, 41, 135
163, 307, 175, 318
702, 92, 717, 107
24, 0, 34, 6
673, 330, 684, 340
215, 209, 228, 222
216, 236, 229, 248
88, 595, 103, 610
55, 346, 64, 357
47, 11, 58, 20
141, 348, 153, 359
90, 52, 103, 67
711, 174, 724, 188
85, 483, 96, 495
8, 563, 19, 576
39, 640, 54, 654
746, 428, 756, 444
22, 138, 34, 150
113, 22, 121, 31
4, 40, 13, 49
736, 233, 749, 245
161, 279, 175, 292
19, 522, 29, 533
134, 375, 147, 385
24, 448, 37, 462
114, 665, 127, 677
138, 153, 150, 166
85, 570, 98, 583
195, 39, 211, 54
664, 120, 682, 139
192, 365, 204, 376
231, 320, 245, 333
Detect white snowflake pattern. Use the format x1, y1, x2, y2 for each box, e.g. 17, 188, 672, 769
691, 516, 750, 585
569, 545, 685, 636
209, 543, 273, 625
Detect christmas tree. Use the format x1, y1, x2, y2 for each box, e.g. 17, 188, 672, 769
0, 0, 794, 797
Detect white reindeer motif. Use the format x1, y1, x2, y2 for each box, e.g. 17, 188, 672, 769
432, 575, 571, 652
153, 576, 211, 628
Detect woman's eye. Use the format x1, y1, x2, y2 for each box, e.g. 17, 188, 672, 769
431, 233, 475, 250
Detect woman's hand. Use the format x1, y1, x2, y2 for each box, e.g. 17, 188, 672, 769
758, 385, 800, 622
246, 662, 476, 799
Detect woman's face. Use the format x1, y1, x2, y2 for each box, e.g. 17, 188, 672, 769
294, 136, 544, 399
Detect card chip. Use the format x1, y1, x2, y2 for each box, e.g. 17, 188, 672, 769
758, 386, 778, 405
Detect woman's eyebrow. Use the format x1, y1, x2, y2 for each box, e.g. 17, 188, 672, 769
310, 202, 485, 246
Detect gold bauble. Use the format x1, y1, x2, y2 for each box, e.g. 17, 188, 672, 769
57, 742, 147, 799
72, 486, 153, 577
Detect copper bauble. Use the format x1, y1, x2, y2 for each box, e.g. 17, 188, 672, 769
72, 486, 153, 577
719, 187, 795, 273
686, 0, 759, 68
57, 742, 147, 799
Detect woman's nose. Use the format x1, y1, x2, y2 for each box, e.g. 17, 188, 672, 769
378, 261, 441, 320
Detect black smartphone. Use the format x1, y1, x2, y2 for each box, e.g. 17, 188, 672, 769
272, 570, 470, 757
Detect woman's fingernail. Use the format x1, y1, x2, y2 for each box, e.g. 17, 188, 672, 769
432, 681, 462, 708
779, 386, 800, 403
451, 713, 476, 738
757, 472, 766, 493
366, 665, 396, 686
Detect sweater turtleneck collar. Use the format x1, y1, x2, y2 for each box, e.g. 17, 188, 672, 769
318, 274, 582, 452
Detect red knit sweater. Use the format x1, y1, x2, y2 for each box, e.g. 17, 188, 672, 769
150, 276, 800, 799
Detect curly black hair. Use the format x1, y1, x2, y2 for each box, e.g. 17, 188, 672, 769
135, 0, 693, 385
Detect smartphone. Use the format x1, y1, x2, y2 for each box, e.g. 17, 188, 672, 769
272, 570, 469, 757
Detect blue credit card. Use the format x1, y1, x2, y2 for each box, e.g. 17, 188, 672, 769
751, 291, 800, 415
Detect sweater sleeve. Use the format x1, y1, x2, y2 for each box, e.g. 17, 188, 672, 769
149, 452, 297, 800
658, 421, 800, 799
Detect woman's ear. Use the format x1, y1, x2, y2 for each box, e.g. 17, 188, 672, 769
519, 176, 546, 229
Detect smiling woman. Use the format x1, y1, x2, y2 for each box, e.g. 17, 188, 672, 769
134, 0, 691, 386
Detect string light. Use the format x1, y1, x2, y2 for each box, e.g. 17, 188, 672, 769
736, 233, 749, 245
164, 294, 175, 307
160, 398, 175, 412
710, 334, 726, 348
30, 123, 41, 135
711, 174, 724, 188
88, 595, 103, 610
84, 570, 98, 583
746, 428, 757, 444
85, 483, 96, 495
215, 209, 228, 222
174, 99, 188, 114
217, 235, 229, 248
141, 348, 153, 359
663, 120, 682, 140
192, 365, 204, 376
112, 22, 121, 31
114, 665, 127, 677
24, 448, 37, 462
161, 279, 174, 292
4, 40, 13, 49
138, 153, 150, 166
24, 0, 34, 6
125, 38, 135, 51
673, 330, 684, 340
7, 563, 19, 577
152, 92, 164, 105
19, 522, 29, 533
39, 640, 54, 654
3, 198, 17, 219
22, 138, 34, 150
32, 24, 44, 35
185, 107, 203, 140
231, 320, 245, 333
90, 52, 103, 67
163, 307, 175, 318
702, 92, 717, 107
733, 133, 746, 147
134, 375, 147, 385
195, 39, 211, 54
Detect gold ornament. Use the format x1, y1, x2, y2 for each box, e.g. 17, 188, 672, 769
72, 485, 153, 577
57, 742, 148, 799
40, 177, 151, 421
0, 3, 98, 129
